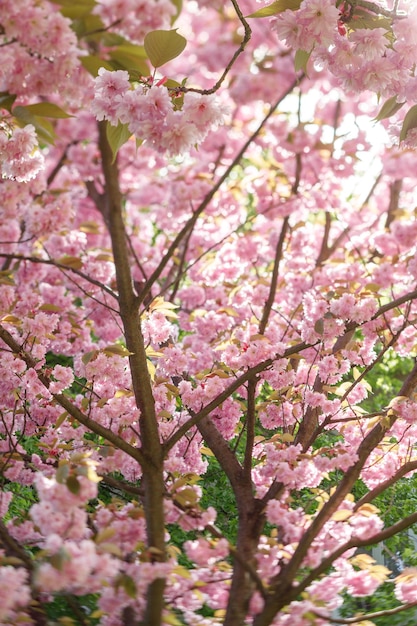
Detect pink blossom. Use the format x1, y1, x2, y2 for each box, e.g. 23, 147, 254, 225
395, 573, 417, 603
349, 28, 390, 61
298, 0, 340, 46
94, 67, 131, 99
0, 566, 31, 620
345, 570, 381, 597
272, 11, 308, 50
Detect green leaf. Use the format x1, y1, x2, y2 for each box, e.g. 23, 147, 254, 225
57, 255, 83, 270
247, 0, 301, 18
294, 48, 311, 74
13, 106, 56, 144
103, 343, 133, 357
80, 56, 113, 77
374, 96, 405, 122
314, 318, 324, 335
66, 475, 81, 495
400, 104, 417, 143
49, 0, 96, 19
0, 92, 17, 113
116, 573, 137, 599
144, 29, 187, 68
81, 350, 98, 366
170, 0, 183, 22
49, 547, 70, 571
106, 121, 132, 162
54, 412, 68, 429
349, 8, 391, 30
19, 103, 72, 118
110, 44, 148, 60
108, 45, 150, 76
56, 463, 70, 484
71, 14, 105, 39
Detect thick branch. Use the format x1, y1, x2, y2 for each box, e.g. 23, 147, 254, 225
166, 282, 417, 453
97, 121, 166, 626
278, 361, 417, 581
195, 416, 244, 494
298, 510, 417, 596
356, 460, 417, 509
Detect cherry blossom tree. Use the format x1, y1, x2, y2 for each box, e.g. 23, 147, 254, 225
2, 0, 417, 625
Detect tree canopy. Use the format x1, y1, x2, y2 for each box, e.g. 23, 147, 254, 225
2, 1, 417, 625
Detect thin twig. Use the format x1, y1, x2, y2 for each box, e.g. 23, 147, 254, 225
137, 77, 302, 308
180, 0, 251, 95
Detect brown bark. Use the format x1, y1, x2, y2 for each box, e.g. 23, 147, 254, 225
97, 121, 166, 626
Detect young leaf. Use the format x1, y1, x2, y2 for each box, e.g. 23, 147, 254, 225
294, 48, 311, 74
13, 106, 56, 144
247, 0, 301, 18
103, 344, 133, 357
400, 104, 417, 143
80, 56, 113, 77
374, 96, 405, 122
57, 255, 83, 270
50, 0, 96, 19
106, 121, 132, 162
0, 91, 17, 113
170, 0, 183, 22
56, 463, 70, 484
144, 29, 187, 68
108, 45, 149, 76
66, 475, 81, 495
19, 102, 73, 118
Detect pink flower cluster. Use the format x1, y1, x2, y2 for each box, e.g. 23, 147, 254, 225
0, 0, 83, 102
93, 0, 176, 43
395, 572, 417, 603
35, 535, 119, 594
272, 0, 340, 51
0, 566, 31, 622
0, 124, 44, 182
92, 68, 228, 155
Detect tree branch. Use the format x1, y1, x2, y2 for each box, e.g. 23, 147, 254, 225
137, 77, 302, 307
97, 120, 166, 626
0, 324, 145, 464
0, 253, 118, 302
318, 602, 417, 624
180, 0, 251, 96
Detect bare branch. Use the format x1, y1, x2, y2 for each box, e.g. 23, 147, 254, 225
0, 253, 118, 302
323, 602, 417, 624
180, 0, 251, 96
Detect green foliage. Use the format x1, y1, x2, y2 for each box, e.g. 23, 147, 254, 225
144, 29, 187, 68
13, 105, 56, 145
3, 483, 37, 522
0, 91, 17, 112
339, 349, 417, 624
294, 48, 311, 72
340, 583, 417, 626
106, 122, 132, 162
361, 349, 414, 414
247, 0, 301, 18
201, 456, 238, 542
400, 103, 417, 143
374, 97, 405, 122
44, 593, 101, 625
